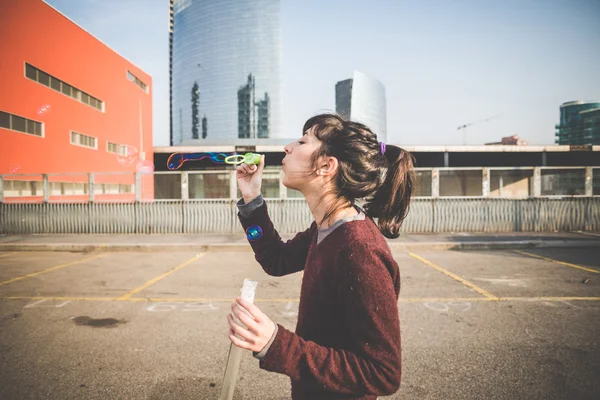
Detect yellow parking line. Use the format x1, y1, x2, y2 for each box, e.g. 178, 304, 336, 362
406, 251, 499, 299
118, 254, 204, 300
1, 296, 119, 302
2, 295, 600, 303
0, 254, 105, 287
500, 296, 600, 302
515, 250, 600, 274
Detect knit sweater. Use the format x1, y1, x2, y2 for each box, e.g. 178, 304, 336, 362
238, 198, 402, 399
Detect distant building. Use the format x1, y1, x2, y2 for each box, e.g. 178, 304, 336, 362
580, 108, 600, 145
237, 74, 256, 139
171, 0, 282, 144
555, 100, 600, 145
335, 71, 387, 143
256, 93, 270, 139
485, 135, 528, 146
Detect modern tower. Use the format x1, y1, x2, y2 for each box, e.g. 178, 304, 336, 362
170, 0, 282, 144
555, 100, 600, 145
335, 71, 387, 143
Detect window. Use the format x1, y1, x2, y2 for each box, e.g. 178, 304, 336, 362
127, 70, 148, 92
50, 76, 61, 91
12, 115, 26, 132
0, 110, 43, 137
107, 141, 125, 154
26, 120, 36, 134
25, 63, 104, 111
25, 64, 37, 80
38, 70, 50, 86
71, 88, 81, 101
0, 111, 9, 129
61, 82, 72, 96
70, 131, 97, 149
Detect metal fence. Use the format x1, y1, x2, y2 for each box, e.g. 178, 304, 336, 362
1, 198, 599, 235
1, 167, 599, 234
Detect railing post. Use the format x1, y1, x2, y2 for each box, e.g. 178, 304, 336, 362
88, 173, 95, 203
135, 172, 141, 202
585, 167, 593, 196
43, 174, 49, 203
431, 168, 439, 198
181, 171, 189, 200
279, 169, 287, 199
482, 168, 490, 197
0, 176, 4, 203
229, 170, 237, 200
533, 167, 541, 197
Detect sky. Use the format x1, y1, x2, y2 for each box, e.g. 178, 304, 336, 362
46, 0, 600, 146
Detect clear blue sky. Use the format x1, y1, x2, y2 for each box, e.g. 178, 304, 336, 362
46, 0, 600, 146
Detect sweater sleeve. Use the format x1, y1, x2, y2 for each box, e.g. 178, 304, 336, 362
237, 197, 315, 277
257, 241, 402, 396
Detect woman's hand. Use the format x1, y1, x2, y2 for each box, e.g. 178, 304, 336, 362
236, 154, 265, 204
227, 296, 276, 352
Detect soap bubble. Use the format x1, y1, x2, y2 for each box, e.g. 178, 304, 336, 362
117, 145, 139, 166
9, 164, 22, 174
136, 160, 154, 174
37, 104, 51, 116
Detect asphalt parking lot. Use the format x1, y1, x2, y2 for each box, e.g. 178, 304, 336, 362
0, 247, 599, 400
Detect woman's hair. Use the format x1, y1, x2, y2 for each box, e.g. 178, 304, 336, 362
303, 113, 415, 239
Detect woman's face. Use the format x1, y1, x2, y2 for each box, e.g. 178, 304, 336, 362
282, 126, 321, 193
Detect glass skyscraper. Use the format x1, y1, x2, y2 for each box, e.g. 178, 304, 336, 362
171, 0, 282, 145
555, 100, 600, 145
335, 71, 387, 143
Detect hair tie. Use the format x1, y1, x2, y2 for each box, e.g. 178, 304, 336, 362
379, 142, 387, 155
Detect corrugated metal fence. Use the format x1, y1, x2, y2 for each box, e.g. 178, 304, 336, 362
1, 198, 598, 234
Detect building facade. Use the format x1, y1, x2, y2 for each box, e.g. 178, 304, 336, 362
171, 0, 282, 145
0, 0, 153, 201
581, 108, 600, 145
555, 100, 600, 145
335, 71, 387, 143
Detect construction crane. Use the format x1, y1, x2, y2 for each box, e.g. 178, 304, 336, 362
457, 115, 500, 145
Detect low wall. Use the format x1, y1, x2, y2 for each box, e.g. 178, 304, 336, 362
1, 198, 599, 234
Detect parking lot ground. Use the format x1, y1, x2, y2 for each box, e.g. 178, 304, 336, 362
0, 247, 599, 399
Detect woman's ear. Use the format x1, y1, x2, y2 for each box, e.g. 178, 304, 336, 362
318, 156, 339, 176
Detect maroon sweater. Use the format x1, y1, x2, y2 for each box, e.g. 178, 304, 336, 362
239, 201, 402, 399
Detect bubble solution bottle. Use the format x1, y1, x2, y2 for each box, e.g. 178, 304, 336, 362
219, 279, 258, 400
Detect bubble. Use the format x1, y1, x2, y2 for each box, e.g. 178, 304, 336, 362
136, 160, 154, 174
117, 145, 139, 166
246, 225, 263, 241
37, 104, 51, 116
9, 164, 22, 174
166, 152, 229, 170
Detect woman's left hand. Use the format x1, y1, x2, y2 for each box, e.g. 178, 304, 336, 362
227, 297, 276, 352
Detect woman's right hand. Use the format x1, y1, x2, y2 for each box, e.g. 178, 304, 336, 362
236, 154, 265, 203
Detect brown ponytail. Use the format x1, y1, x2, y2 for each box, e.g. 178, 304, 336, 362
363, 145, 415, 238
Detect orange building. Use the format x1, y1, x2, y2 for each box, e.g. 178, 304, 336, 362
0, 0, 153, 202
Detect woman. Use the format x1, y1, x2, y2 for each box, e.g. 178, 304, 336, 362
227, 113, 415, 399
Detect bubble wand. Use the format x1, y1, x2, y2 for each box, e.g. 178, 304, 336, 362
167, 152, 262, 170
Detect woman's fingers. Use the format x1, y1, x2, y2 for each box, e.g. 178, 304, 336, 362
227, 314, 254, 343
229, 328, 252, 350
231, 303, 259, 333
236, 297, 267, 322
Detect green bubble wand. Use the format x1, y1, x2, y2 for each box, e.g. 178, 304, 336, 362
224, 153, 262, 165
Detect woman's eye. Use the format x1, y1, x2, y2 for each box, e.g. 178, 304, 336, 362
298, 141, 305, 145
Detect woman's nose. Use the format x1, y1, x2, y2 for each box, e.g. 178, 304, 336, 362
284, 144, 291, 154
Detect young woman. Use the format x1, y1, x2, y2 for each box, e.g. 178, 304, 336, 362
227, 113, 415, 399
